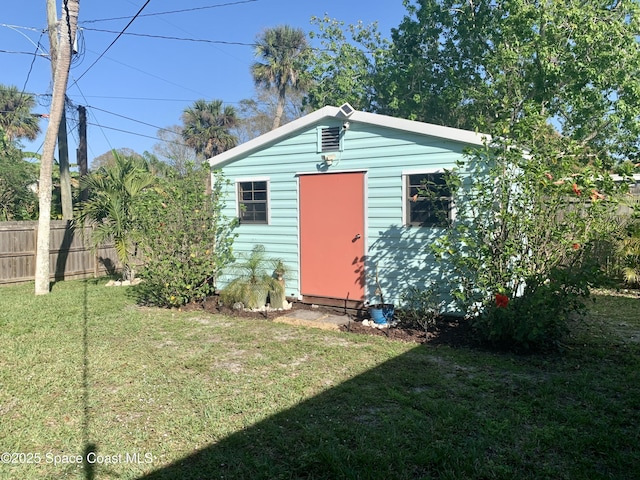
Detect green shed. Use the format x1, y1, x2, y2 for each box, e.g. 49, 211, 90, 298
209, 104, 487, 311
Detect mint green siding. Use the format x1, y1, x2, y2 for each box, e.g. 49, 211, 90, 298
216, 117, 473, 309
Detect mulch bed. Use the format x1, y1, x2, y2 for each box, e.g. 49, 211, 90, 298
341, 315, 474, 347
182, 296, 474, 347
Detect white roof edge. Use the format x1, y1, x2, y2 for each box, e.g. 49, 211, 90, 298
209, 106, 339, 168
349, 110, 489, 146
209, 106, 489, 168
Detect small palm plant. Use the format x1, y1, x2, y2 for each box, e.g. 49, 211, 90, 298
619, 219, 640, 286
220, 245, 285, 309
75, 153, 156, 281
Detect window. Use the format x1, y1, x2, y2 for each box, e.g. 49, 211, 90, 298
318, 126, 341, 152
238, 180, 268, 224
405, 172, 452, 227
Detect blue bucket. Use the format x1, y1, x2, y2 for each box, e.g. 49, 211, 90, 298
369, 304, 395, 325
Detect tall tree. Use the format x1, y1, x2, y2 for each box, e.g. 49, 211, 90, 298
251, 25, 309, 130
0, 85, 41, 142
35, 0, 78, 295
181, 99, 238, 193
152, 125, 197, 177
304, 16, 387, 112
47, 0, 73, 220
375, 0, 640, 162
235, 87, 307, 143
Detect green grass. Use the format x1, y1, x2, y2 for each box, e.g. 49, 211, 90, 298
0, 280, 639, 479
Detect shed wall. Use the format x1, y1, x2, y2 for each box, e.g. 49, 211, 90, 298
218, 119, 470, 306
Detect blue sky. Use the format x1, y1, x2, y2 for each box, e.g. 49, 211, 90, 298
1, 0, 408, 167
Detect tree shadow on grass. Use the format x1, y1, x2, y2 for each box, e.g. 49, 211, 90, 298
134, 336, 640, 480
137, 344, 455, 479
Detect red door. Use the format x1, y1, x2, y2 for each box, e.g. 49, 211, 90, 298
299, 172, 365, 301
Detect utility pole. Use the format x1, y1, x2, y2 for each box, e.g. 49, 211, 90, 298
77, 105, 88, 202
46, 0, 73, 220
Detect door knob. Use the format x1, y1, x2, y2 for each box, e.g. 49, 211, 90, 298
354, 234, 361, 239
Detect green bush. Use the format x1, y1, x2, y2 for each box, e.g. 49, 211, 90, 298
432, 138, 621, 352
471, 255, 602, 352
133, 167, 237, 307
396, 284, 443, 334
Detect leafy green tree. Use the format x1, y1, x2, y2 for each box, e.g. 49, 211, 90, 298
376, 0, 640, 162
133, 166, 237, 307
182, 99, 239, 160
0, 85, 41, 142
353, 0, 640, 350
76, 152, 157, 280
304, 16, 388, 111
251, 25, 309, 129
0, 130, 38, 220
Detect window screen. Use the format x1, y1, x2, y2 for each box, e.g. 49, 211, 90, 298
405, 173, 451, 227
238, 181, 268, 224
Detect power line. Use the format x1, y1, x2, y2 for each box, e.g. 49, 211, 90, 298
86, 104, 175, 134
8, 91, 258, 106
80, 0, 258, 24
0, 49, 48, 57
81, 27, 255, 46
21, 30, 45, 94
70, 0, 152, 88
69, 77, 115, 155
75, 95, 201, 102
86, 121, 185, 146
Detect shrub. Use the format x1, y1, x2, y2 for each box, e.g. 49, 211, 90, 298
396, 284, 443, 334
133, 166, 237, 307
432, 138, 621, 351
472, 259, 599, 352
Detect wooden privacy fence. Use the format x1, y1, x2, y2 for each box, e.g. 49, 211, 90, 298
0, 220, 118, 286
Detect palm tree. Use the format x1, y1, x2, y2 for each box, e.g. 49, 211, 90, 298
76, 153, 157, 281
35, 0, 78, 295
182, 99, 238, 193
251, 25, 309, 130
0, 85, 41, 142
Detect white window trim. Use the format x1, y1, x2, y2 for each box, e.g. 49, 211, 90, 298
235, 177, 271, 225
402, 169, 456, 227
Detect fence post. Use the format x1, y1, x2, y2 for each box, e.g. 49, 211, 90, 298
33, 222, 38, 279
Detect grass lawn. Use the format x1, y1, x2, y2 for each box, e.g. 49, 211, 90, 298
0, 279, 638, 479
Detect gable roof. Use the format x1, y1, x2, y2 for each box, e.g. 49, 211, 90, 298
209, 105, 490, 168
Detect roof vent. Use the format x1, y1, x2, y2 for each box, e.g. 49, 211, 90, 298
321, 127, 341, 152
339, 102, 355, 117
